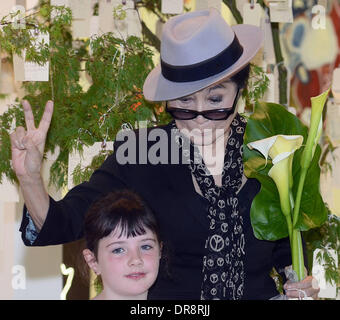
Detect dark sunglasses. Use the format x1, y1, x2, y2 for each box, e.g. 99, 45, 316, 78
166, 88, 240, 121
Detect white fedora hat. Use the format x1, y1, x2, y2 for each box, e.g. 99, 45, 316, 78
143, 8, 264, 102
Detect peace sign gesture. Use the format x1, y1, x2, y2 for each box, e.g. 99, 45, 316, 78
10, 100, 54, 182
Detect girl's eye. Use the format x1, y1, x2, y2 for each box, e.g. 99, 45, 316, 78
141, 244, 153, 251
112, 247, 124, 254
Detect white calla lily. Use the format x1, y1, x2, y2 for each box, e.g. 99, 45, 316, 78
248, 135, 303, 184
248, 135, 303, 235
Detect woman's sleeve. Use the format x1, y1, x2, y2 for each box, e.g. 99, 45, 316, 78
19, 145, 128, 246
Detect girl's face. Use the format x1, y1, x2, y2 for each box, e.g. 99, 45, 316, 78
84, 227, 161, 300
168, 79, 239, 146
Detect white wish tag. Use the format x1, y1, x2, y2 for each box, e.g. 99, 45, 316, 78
325, 99, 340, 145
262, 66, 279, 104
196, 0, 221, 12
98, 0, 140, 39
11, 3, 26, 30
243, 3, 263, 26
98, 0, 114, 34
72, 19, 91, 38
13, 30, 49, 82
269, 0, 293, 23
332, 68, 340, 103
207, 0, 222, 12
69, 0, 92, 38
90, 15, 100, 37
51, 0, 69, 5
126, 0, 142, 38
0, 1, 16, 20
16, 0, 26, 6
161, 0, 183, 14
98, 0, 125, 38
68, 141, 114, 190
50, 0, 69, 20
262, 8, 276, 65
69, 0, 92, 20
312, 249, 338, 299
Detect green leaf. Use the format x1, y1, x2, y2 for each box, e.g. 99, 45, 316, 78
249, 172, 289, 241
243, 102, 328, 240
294, 146, 328, 230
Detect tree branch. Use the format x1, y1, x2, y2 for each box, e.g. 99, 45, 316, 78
141, 20, 160, 52
222, 0, 243, 24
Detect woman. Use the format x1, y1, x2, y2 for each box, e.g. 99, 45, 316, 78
10, 8, 319, 300
82, 190, 162, 300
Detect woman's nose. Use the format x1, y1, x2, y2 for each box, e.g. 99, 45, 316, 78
195, 114, 206, 124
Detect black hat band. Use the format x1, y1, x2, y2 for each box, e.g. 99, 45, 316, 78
160, 35, 244, 83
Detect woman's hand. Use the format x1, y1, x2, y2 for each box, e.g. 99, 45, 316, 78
284, 275, 320, 299
10, 100, 54, 182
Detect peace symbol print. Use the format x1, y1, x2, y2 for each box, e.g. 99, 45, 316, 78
209, 234, 225, 252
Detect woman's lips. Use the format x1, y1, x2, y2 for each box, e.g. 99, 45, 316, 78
125, 272, 146, 280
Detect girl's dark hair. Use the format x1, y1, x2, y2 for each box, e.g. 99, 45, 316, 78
84, 190, 161, 258
230, 63, 251, 89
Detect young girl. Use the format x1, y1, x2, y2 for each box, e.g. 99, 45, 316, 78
82, 190, 162, 300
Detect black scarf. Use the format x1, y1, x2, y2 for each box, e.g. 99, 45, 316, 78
173, 114, 247, 300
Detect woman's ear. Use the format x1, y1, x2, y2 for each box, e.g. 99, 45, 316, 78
83, 249, 101, 275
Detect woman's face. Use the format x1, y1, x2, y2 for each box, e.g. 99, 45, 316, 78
87, 226, 161, 300
168, 79, 239, 146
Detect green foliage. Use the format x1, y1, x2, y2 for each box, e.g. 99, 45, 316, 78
0, 3, 170, 189
243, 102, 328, 240
303, 211, 340, 292
242, 63, 270, 112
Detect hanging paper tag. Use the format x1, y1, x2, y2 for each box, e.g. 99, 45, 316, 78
312, 249, 338, 299
89, 15, 99, 55
262, 8, 276, 65
50, 0, 69, 5
72, 19, 91, 38
332, 68, 340, 103
98, 0, 113, 34
13, 30, 49, 82
68, 141, 114, 190
69, 0, 92, 20
195, 0, 221, 12
161, 0, 183, 14
50, 0, 69, 12
236, 0, 249, 16
325, 99, 340, 145
98, 0, 140, 39
69, 0, 92, 38
98, 0, 124, 38
16, 0, 26, 6
0, 1, 16, 20
262, 65, 279, 104
11, 3, 26, 30
208, 0, 222, 12
50, 0, 69, 20
126, 0, 142, 38
90, 15, 99, 39
243, 3, 263, 27
269, 0, 293, 23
